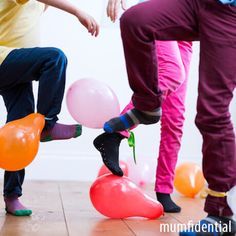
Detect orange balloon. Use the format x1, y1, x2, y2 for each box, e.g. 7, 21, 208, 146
0, 113, 45, 171
97, 161, 129, 177
174, 162, 205, 198
90, 174, 163, 219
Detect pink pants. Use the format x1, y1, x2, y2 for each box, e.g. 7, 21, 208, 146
120, 41, 192, 193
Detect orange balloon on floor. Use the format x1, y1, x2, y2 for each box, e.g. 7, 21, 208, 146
97, 161, 129, 177
90, 174, 163, 219
174, 162, 205, 198
0, 113, 45, 171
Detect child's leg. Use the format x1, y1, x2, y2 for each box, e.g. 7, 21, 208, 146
153, 41, 188, 212
0, 47, 82, 142
155, 41, 192, 213
181, 2, 236, 234
97, 41, 192, 178
4, 170, 32, 216
196, 18, 236, 217
103, 0, 199, 133
94, 101, 134, 176
96, 41, 189, 179
156, 77, 188, 212
0, 83, 35, 216
35, 47, 81, 140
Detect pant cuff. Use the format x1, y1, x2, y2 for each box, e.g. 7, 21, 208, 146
4, 191, 22, 198
155, 185, 173, 194
204, 195, 233, 216
44, 116, 58, 130
132, 93, 162, 111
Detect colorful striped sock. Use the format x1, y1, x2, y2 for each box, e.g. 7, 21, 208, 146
104, 108, 161, 133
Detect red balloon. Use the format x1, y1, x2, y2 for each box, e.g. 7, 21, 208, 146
90, 174, 163, 219
97, 161, 129, 177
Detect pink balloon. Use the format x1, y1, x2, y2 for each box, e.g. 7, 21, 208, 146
97, 161, 129, 177
66, 79, 120, 128
127, 158, 154, 188
90, 174, 163, 219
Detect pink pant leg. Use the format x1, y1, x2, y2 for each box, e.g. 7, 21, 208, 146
155, 41, 192, 193
156, 41, 185, 93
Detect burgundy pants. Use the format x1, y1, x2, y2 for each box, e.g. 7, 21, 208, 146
120, 0, 236, 216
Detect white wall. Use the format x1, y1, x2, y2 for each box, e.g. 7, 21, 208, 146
0, 0, 235, 180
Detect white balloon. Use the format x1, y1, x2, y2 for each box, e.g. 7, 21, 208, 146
227, 186, 236, 219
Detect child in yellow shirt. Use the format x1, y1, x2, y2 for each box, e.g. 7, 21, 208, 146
0, 0, 99, 216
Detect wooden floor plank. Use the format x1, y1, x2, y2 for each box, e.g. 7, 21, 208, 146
0, 181, 206, 236
123, 187, 205, 236
170, 195, 205, 224
0, 181, 68, 236
123, 215, 180, 236
59, 182, 135, 236
123, 188, 180, 236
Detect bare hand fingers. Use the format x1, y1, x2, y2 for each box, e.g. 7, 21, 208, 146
114, 0, 120, 21
94, 21, 100, 37
107, 0, 119, 22
91, 20, 99, 37
121, 0, 127, 10
107, 0, 113, 19
87, 19, 99, 37
110, 0, 116, 21
107, 0, 111, 17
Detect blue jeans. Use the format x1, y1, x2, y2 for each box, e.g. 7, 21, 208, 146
0, 47, 67, 197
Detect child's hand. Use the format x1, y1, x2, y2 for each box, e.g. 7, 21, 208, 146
37, 0, 99, 36
76, 10, 99, 37
107, 0, 127, 22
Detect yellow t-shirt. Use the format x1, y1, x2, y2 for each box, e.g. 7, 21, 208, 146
0, 0, 45, 64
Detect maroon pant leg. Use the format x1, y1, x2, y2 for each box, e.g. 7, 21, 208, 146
120, 0, 199, 110
120, 0, 236, 216
196, 0, 236, 216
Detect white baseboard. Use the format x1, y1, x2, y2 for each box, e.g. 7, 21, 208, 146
0, 152, 201, 181
21, 153, 107, 181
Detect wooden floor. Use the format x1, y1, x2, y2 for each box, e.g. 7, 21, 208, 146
0, 181, 205, 236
